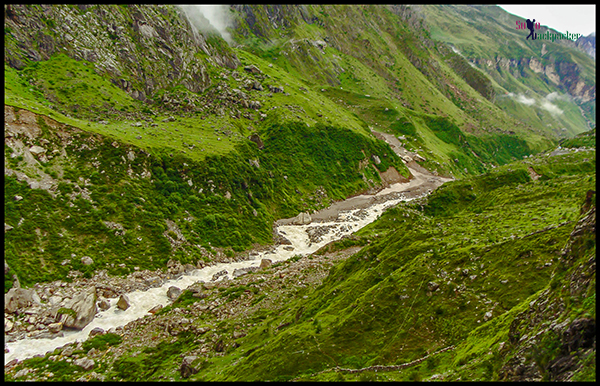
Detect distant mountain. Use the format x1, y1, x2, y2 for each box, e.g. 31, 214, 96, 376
576, 32, 596, 59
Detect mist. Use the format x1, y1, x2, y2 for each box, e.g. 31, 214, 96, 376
500, 92, 564, 116
177, 4, 233, 44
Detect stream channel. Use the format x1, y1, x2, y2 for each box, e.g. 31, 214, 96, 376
5, 166, 452, 365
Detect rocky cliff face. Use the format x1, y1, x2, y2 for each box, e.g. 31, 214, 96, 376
575, 33, 596, 59
4, 4, 239, 102
499, 204, 596, 381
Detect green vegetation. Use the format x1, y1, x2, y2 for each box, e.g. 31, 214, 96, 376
4, 110, 403, 288
187, 149, 593, 381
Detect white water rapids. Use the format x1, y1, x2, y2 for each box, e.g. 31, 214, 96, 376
5, 167, 450, 365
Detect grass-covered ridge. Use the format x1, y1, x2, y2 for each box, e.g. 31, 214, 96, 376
5, 148, 594, 381
4, 106, 404, 288
199, 149, 595, 381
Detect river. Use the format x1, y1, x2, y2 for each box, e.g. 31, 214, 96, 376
4, 166, 451, 365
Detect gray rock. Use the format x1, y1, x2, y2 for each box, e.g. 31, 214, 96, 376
47, 322, 63, 333
13, 195, 23, 201
180, 355, 199, 379
292, 212, 312, 225
167, 286, 182, 300
29, 145, 46, 155
116, 294, 130, 311
372, 155, 381, 164
81, 256, 94, 266
4, 288, 42, 313
74, 357, 95, 371
232, 267, 258, 278
60, 288, 97, 329
88, 327, 105, 338
148, 304, 163, 314
259, 259, 272, 269
97, 299, 110, 311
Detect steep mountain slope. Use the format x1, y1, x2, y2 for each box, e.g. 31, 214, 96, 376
3, 5, 595, 381
5, 144, 594, 382
415, 5, 595, 136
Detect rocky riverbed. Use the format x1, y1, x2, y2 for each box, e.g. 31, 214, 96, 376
4, 162, 452, 368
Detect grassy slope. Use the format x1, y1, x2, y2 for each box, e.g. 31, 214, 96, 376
211, 149, 595, 381
420, 5, 595, 136
4, 104, 405, 288
6, 148, 594, 382
230, 5, 562, 178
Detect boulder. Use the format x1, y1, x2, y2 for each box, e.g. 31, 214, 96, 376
74, 357, 95, 371
29, 145, 46, 156
232, 267, 258, 278
292, 212, 312, 225
81, 256, 94, 266
167, 286, 182, 300
97, 299, 110, 311
5, 288, 42, 313
60, 288, 97, 330
249, 133, 264, 149
148, 304, 163, 314
180, 356, 199, 379
89, 327, 105, 338
259, 259, 272, 269
116, 294, 130, 311
47, 322, 63, 333
243, 64, 261, 74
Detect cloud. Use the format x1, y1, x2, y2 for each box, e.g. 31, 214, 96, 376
177, 5, 233, 44
514, 93, 535, 106
545, 91, 572, 102
540, 99, 564, 116
501, 92, 564, 116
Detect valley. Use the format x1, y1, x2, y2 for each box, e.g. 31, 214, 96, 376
4, 4, 595, 382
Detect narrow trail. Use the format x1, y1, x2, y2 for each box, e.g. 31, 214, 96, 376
292, 345, 456, 380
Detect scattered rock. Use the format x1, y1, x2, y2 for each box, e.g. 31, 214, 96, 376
97, 299, 110, 311
167, 286, 182, 300
212, 270, 228, 281
148, 304, 163, 314
427, 282, 439, 292
81, 256, 94, 266
292, 212, 312, 225
74, 357, 95, 371
47, 322, 63, 333
180, 355, 199, 379
60, 288, 97, 330
116, 294, 131, 311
